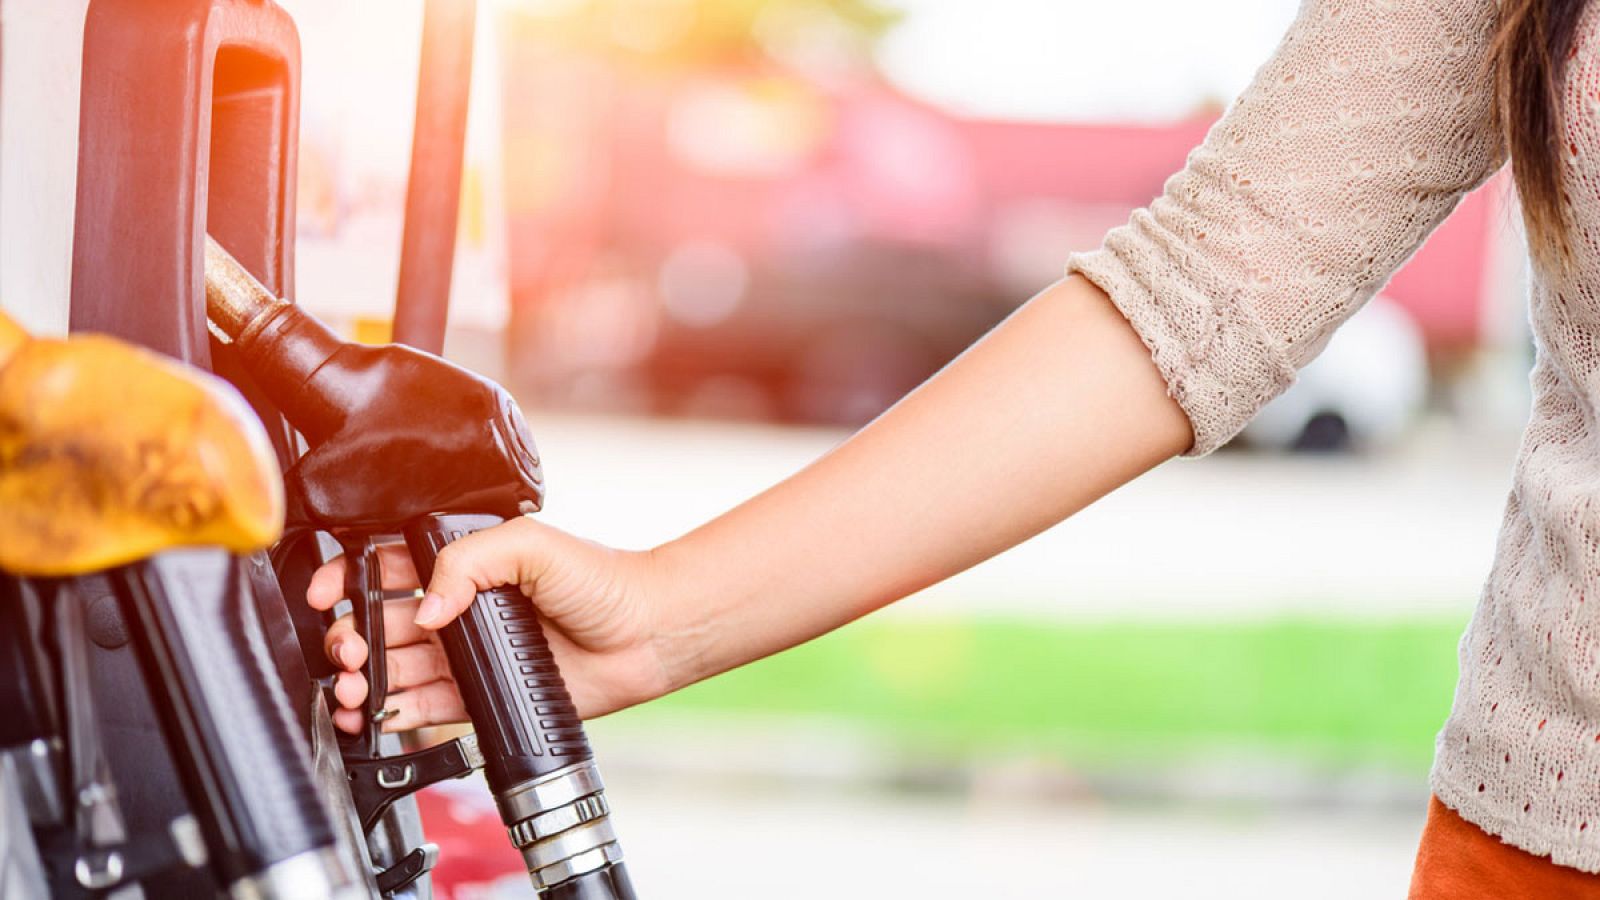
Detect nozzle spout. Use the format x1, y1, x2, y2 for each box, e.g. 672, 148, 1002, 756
204, 236, 288, 341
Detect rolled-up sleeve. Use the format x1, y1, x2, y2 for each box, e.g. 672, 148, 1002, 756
1067, 0, 1506, 455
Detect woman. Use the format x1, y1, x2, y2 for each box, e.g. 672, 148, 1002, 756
309, 1, 1600, 893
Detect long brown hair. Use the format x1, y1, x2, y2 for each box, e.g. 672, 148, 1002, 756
1495, 0, 1589, 269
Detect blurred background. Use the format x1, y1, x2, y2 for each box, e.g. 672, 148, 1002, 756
264, 0, 1538, 895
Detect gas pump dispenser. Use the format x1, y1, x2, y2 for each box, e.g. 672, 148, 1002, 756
57, 0, 642, 895
67, 1, 433, 895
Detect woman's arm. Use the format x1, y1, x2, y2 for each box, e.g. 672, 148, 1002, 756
645, 276, 1190, 689
415, 275, 1190, 700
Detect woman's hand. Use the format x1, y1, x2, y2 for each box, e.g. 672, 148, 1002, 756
305, 517, 675, 734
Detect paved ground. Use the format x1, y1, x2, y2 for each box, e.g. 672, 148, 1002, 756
428, 771, 1426, 899
528, 412, 1520, 619
606, 775, 1424, 899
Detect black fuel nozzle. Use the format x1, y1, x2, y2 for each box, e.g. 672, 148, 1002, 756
204, 238, 635, 898
205, 236, 544, 531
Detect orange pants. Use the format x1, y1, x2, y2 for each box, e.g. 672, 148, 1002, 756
1410, 797, 1600, 898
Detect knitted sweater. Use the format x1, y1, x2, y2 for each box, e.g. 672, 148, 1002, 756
1064, 0, 1600, 871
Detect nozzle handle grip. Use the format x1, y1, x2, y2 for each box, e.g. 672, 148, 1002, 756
111, 550, 345, 889
401, 514, 592, 796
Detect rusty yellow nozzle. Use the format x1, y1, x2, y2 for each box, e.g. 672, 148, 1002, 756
0, 308, 285, 576
204, 235, 289, 341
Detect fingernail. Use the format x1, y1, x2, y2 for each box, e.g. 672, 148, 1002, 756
414, 593, 445, 627
332, 641, 352, 669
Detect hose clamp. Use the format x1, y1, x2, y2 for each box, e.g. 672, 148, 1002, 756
495, 760, 605, 825
497, 762, 623, 889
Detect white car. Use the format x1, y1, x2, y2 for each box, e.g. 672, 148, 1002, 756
1241, 295, 1429, 452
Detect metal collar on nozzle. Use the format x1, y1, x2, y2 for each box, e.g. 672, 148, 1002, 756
204, 236, 288, 342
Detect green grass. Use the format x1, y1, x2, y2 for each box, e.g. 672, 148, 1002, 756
610, 616, 1468, 771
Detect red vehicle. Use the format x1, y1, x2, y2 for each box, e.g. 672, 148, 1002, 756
499, 50, 1509, 427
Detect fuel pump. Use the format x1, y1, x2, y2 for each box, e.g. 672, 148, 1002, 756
206, 239, 637, 899
0, 311, 359, 899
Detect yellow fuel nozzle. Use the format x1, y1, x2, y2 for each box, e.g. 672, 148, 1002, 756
0, 308, 284, 576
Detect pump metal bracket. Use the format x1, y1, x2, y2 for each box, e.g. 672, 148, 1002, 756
344, 735, 482, 834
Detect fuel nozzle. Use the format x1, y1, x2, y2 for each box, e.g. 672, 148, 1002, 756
202, 237, 543, 530
204, 238, 635, 898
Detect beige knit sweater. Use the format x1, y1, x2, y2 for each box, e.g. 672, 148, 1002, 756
1064, 0, 1600, 871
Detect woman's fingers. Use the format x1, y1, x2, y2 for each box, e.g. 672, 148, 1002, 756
375, 681, 469, 732
328, 645, 452, 711
330, 679, 468, 734
313, 544, 471, 737
333, 668, 368, 709
332, 707, 365, 735
323, 596, 427, 672
325, 603, 455, 725
384, 644, 453, 691
306, 543, 422, 611
306, 557, 348, 612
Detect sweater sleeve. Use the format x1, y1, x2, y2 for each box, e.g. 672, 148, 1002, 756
1066, 0, 1506, 456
